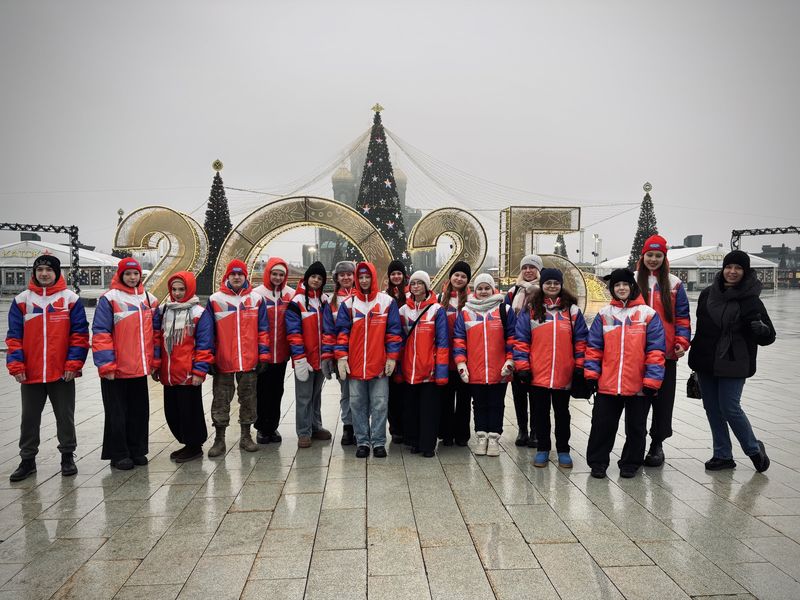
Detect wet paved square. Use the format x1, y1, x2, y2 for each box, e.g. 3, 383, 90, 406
0, 291, 798, 599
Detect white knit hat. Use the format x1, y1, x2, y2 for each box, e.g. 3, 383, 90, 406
520, 254, 543, 271
473, 273, 496, 290
408, 270, 432, 291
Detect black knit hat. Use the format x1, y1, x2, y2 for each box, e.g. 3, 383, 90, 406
449, 260, 472, 281
387, 259, 407, 277
722, 250, 751, 274
605, 268, 640, 299
304, 261, 327, 289
539, 268, 563, 285
33, 254, 61, 284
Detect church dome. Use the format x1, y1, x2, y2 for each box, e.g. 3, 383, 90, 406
332, 166, 355, 182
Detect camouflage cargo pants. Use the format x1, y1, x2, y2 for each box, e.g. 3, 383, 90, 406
211, 371, 258, 427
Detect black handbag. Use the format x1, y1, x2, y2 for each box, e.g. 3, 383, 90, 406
686, 372, 702, 399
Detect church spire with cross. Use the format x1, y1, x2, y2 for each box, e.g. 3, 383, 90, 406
347, 103, 412, 269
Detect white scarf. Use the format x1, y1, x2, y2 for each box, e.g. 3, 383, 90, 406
512, 279, 539, 314
466, 293, 505, 314
161, 296, 199, 354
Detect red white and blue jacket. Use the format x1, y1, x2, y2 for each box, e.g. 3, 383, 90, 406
439, 287, 470, 371
396, 292, 449, 385
158, 304, 215, 386
453, 298, 516, 385
6, 275, 89, 384
331, 286, 356, 325
206, 279, 270, 374
285, 282, 336, 371
584, 295, 666, 396
513, 299, 589, 390
254, 258, 295, 365
92, 276, 161, 379
335, 262, 403, 381
635, 271, 691, 361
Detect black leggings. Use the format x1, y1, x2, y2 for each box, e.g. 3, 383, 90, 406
647, 359, 677, 443
586, 394, 650, 469
531, 387, 571, 452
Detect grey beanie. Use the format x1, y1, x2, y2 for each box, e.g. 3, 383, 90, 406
334, 260, 356, 275
520, 254, 543, 271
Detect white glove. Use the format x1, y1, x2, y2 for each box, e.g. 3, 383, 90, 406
337, 358, 350, 381
294, 357, 310, 382
321, 358, 334, 380
384, 358, 396, 377
457, 362, 469, 384
500, 359, 514, 378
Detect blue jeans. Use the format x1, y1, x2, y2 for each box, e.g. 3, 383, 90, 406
339, 378, 351, 426
295, 371, 325, 437
698, 373, 759, 459
349, 376, 389, 447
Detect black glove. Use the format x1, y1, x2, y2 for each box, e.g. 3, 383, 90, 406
586, 379, 598, 394
750, 320, 770, 337
517, 370, 532, 385
642, 386, 658, 397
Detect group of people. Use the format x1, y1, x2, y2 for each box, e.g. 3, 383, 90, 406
5, 234, 776, 482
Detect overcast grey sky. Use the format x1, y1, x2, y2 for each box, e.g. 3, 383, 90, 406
1, 0, 798, 264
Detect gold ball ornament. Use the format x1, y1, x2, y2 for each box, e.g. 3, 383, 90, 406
212, 160, 224, 172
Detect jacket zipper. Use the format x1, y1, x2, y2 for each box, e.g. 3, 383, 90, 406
42, 293, 48, 382
273, 289, 279, 364
549, 308, 557, 388
482, 311, 489, 384
137, 293, 147, 376
617, 305, 626, 394
236, 295, 243, 372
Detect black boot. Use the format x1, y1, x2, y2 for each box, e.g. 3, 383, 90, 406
340, 424, 355, 446
644, 441, 665, 467
515, 432, 529, 447
61, 453, 78, 477
9, 459, 36, 482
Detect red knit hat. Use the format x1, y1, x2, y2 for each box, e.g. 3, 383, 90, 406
116, 257, 142, 278
224, 259, 248, 280
641, 235, 669, 255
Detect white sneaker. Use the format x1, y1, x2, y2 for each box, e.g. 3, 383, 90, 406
486, 433, 501, 457
475, 431, 488, 456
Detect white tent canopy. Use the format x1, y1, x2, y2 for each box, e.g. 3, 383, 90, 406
0, 240, 119, 269
596, 244, 777, 276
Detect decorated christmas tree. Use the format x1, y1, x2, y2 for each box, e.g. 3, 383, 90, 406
628, 183, 658, 269
197, 161, 232, 294
346, 104, 412, 270
554, 234, 568, 258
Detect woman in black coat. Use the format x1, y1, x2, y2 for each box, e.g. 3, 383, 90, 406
688, 251, 775, 472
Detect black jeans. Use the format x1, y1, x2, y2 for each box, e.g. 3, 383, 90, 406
439, 371, 471, 443
255, 361, 288, 433
471, 383, 507, 434
511, 379, 535, 436
19, 379, 76, 459
404, 382, 441, 453
531, 386, 571, 452
388, 379, 405, 436
164, 384, 208, 447
648, 359, 677, 443
586, 393, 650, 469
101, 376, 150, 461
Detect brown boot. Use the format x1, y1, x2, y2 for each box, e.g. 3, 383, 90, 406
312, 427, 332, 440
239, 425, 259, 453
207, 426, 226, 458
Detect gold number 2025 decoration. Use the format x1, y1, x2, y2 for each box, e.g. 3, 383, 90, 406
114, 206, 209, 300
407, 207, 487, 291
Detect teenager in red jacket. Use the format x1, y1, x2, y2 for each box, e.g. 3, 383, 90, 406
634, 235, 691, 467
397, 270, 448, 457
513, 268, 588, 469
6, 254, 89, 481
335, 262, 402, 458
385, 259, 409, 443
205, 260, 271, 458
156, 272, 214, 463
285, 262, 336, 448
253, 257, 295, 444
331, 260, 357, 445
505, 253, 542, 448
453, 273, 516, 457
92, 258, 160, 470
438, 261, 472, 447
585, 269, 666, 479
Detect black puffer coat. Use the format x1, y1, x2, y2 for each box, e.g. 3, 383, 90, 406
688, 271, 775, 378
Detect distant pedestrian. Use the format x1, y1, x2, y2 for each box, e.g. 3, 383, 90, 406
6, 254, 89, 481
688, 250, 775, 472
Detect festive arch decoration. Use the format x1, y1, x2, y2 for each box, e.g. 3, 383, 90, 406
212, 196, 393, 284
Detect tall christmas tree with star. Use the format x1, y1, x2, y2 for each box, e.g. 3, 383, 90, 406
347, 104, 412, 270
